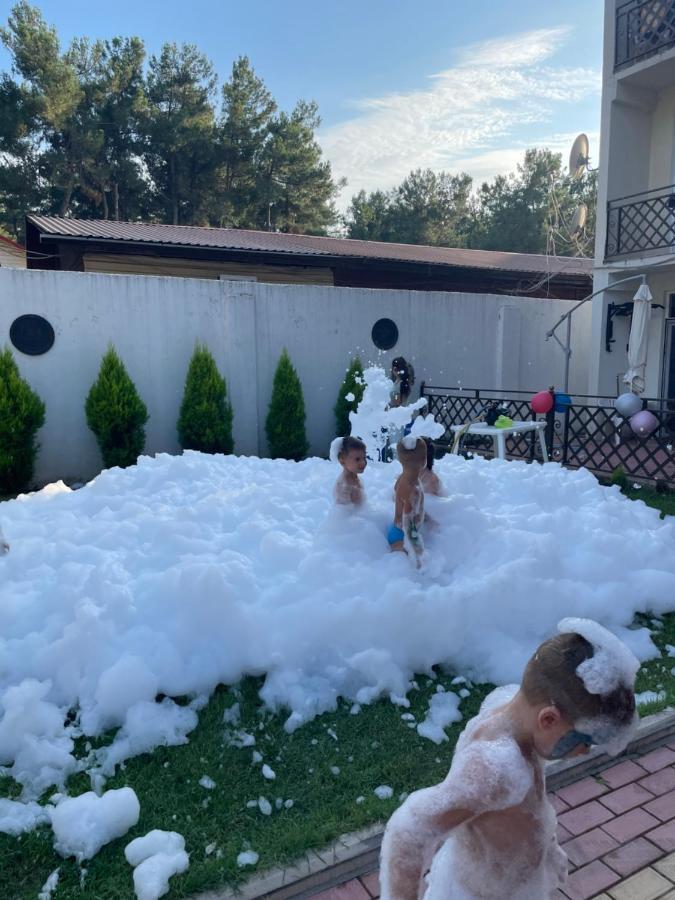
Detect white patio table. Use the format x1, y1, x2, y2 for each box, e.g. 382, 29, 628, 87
449, 420, 549, 462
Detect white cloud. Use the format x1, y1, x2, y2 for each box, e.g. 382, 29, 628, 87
318, 27, 600, 210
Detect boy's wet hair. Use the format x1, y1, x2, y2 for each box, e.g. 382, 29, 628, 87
396, 436, 427, 468
423, 437, 435, 470
522, 633, 635, 727
338, 435, 366, 459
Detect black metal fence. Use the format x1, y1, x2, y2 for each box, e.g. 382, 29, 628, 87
606, 184, 675, 259
420, 384, 675, 486
615, 0, 675, 70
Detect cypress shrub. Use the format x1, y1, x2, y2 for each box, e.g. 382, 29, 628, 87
265, 349, 309, 460
0, 347, 45, 494
178, 344, 233, 454
85, 345, 148, 469
334, 357, 364, 437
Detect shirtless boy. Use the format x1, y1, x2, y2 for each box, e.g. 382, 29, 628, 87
389, 437, 427, 564
380, 618, 638, 900
334, 436, 367, 506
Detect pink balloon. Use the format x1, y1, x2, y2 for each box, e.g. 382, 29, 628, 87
629, 409, 659, 437
531, 390, 554, 414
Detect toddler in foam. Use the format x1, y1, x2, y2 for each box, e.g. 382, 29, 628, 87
380, 618, 639, 900
389, 436, 427, 565
332, 435, 367, 507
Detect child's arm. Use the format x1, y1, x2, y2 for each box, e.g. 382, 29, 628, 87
380, 785, 473, 900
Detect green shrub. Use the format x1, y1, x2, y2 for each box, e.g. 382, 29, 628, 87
178, 344, 233, 454
85, 345, 148, 469
610, 465, 628, 491
334, 357, 364, 437
0, 347, 45, 494
265, 349, 309, 461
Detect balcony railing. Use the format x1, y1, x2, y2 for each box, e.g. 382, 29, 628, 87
606, 184, 675, 258
615, 0, 675, 70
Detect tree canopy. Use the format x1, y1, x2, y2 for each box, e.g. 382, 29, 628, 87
0, 1, 342, 237
344, 150, 596, 257
0, 2, 595, 257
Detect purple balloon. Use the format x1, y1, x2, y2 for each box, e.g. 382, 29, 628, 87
629, 409, 659, 437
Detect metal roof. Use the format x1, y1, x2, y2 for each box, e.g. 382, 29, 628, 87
27, 215, 593, 278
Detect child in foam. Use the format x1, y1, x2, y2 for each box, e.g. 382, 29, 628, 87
389, 436, 427, 564
420, 439, 445, 497
333, 436, 367, 506
380, 618, 639, 900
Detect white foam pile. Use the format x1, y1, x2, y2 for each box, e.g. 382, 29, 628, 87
125, 830, 189, 900
0, 365, 673, 813
50, 787, 140, 861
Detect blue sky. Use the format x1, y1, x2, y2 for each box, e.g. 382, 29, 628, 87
0, 0, 603, 209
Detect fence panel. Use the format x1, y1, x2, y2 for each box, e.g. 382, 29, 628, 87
420, 384, 675, 485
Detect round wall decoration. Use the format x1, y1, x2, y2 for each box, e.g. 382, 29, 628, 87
371, 317, 399, 351
9, 314, 55, 356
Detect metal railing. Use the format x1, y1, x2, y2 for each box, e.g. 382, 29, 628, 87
615, 0, 675, 70
606, 184, 675, 258
420, 384, 675, 486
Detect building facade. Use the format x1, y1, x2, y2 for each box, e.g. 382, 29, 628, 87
593, 0, 675, 400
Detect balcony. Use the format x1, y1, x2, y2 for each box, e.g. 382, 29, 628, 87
615, 0, 675, 70
606, 184, 675, 258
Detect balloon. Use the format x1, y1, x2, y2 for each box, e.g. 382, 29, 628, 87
629, 409, 659, 437
531, 390, 554, 414
615, 392, 642, 418
554, 393, 572, 413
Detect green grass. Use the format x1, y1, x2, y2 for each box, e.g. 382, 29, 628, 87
1, 674, 493, 899
2, 486, 675, 899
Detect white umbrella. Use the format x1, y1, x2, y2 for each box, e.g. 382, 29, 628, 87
623, 282, 653, 394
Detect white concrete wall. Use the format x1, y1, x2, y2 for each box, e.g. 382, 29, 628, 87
0, 268, 590, 485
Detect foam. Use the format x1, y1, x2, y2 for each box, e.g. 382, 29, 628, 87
50, 787, 140, 861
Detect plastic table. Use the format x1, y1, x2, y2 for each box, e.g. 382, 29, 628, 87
450, 420, 549, 462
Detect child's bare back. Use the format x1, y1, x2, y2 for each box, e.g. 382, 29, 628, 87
389, 438, 427, 562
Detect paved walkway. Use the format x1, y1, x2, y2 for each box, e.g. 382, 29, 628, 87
311, 740, 675, 900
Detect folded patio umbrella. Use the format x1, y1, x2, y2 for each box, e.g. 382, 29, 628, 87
623, 282, 653, 394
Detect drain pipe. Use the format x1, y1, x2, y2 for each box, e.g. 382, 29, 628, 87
546, 273, 648, 393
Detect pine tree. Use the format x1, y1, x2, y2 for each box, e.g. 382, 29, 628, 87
334, 357, 364, 437
85, 345, 148, 469
265, 349, 308, 461
0, 347, 45, 494
177, 344, 233, 454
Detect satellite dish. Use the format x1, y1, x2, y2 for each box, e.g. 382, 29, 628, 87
569, 133, 590, 178
570, 203, 588, 236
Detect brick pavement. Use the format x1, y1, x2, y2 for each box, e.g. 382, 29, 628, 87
311, 740, 675, 900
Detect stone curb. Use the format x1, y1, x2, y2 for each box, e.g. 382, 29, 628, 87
190, 709, 675, 900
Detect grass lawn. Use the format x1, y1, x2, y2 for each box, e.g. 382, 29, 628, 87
1, 490, 674, 899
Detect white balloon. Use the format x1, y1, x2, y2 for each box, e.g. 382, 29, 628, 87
614, 392, 642, 418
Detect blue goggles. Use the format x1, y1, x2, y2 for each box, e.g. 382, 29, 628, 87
549, 729, 594, 759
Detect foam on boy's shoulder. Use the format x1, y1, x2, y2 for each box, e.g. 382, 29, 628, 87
449, 731, 533, 813
479, 684, 519, 715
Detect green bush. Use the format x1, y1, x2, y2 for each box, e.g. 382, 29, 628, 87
334, 357, 364, 437
611, 465, 628, 491
178, 344, 233, 454
85, 345, 148, 469
265, 349, 309, 461
0, 347, 45, 494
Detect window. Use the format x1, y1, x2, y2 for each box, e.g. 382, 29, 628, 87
371, 318, 399, 351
